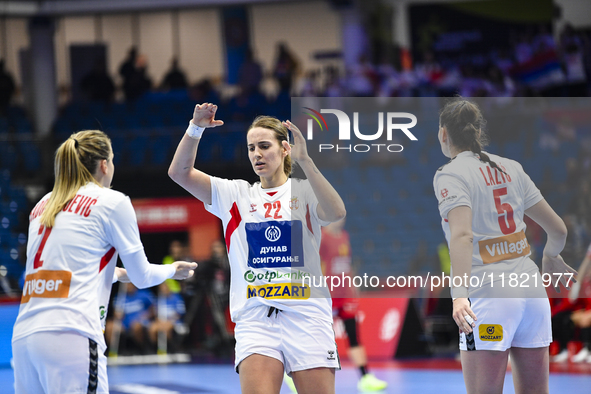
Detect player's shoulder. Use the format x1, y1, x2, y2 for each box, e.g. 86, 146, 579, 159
80, 184, 131, 211
35, 191, 52, 205
212, 176, 251, 190
94, 185, 128, 202
434, 153, 476, 181
436, 152, 472, 174
487, 152, 521, 168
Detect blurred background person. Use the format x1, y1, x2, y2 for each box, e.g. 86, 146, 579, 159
80, 58, 115, 103
273, 42, 299, 94
148, 282, 187, 354
0, 59, 15, 116
106, 283, 155, 355
160, 58, 188, 91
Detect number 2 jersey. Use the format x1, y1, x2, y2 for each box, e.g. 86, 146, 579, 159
433, 151, 545, 297
12, 182, 170, 352
204, 177, 333, 323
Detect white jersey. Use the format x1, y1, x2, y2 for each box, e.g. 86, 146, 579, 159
433, 151, 544, 296
13, 183, 147, 352
205, 177, 333, 323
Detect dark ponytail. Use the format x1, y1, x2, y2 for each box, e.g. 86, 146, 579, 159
440, 98, 505, 174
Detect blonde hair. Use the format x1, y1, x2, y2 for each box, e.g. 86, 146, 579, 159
40, 130, 112, 228
247, 116, 292, 177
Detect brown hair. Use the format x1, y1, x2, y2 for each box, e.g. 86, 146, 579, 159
40, 130, 112, 228
247, 116, 292, 177
439, 98, 504, 173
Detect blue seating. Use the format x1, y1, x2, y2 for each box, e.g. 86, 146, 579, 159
18, 141, 42, 172
0, 143, 18, 172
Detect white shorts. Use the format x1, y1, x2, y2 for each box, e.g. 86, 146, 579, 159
234, 306, 341, 375
459, 297, 552, 352
12, 331, 108, 394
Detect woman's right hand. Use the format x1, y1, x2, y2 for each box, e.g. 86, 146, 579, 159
191, 103, 224, 128
171, 261, 198, 280
542, 253, 577, 293
453, 298, 477, 334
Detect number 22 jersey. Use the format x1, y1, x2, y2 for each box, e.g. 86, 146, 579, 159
205, 177, 333, 323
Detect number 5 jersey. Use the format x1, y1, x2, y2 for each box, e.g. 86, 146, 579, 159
433, 151, 546, 297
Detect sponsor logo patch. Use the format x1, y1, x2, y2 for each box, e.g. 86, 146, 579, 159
21, 270, 72, 303
243, 269, 310, 283
478, 231, 530, 264
479, 324, 503, 341
246, 282, 310, 300
246, 220, 304, 268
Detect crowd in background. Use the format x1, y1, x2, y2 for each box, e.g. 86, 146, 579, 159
104, 239, 233, 357
0, 18, 590, 360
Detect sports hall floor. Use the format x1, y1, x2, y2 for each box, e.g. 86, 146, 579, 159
1, 358, 590, 393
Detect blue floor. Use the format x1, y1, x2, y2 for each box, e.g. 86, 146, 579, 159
1, 363, 590, 393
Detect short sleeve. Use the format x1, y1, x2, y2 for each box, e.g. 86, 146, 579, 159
204, 177, 241, 218
105, 197, 144, 255
518, 164, 543, 210
433, 172, 472, 219
303, 180, 331, 227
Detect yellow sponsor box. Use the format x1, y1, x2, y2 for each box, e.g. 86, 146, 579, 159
247, 282, 310, 300
479, 324, 503, 341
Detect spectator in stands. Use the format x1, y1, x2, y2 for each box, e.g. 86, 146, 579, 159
189, 78, 219, 106
238, 48, 263, 95
162, 239, 191, 294
533, 24, 556, 53
0, 59, 15, 116
119, 47, 138, 100
105, 283, 155, 355
127, 54, 152, 101
347, 54, 377, 97
514, 31, 534, 64
148, 282, 186, 353
296, 69, 319, 97
184, 240, 232, 355
567, 180, 591, 232
160, 57, 188, 91
273, 42, 299, 93
80, 59, 115, 103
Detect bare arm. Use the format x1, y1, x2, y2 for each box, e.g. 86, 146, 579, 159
282, 120, 346, 222
524, 199, 567, 257
447, 205, 477, 333
168, 103, 224, 205
525, 199, 577, 291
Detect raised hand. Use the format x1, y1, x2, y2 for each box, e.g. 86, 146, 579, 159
191, 103, 224, 128
282, 120, 309, 163
171, 261, 198, 280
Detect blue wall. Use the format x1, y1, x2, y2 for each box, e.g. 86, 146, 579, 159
0, 304, 19, 368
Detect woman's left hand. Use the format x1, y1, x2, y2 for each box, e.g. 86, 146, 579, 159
115, 267, 130, 283
282, 120, 309, 164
